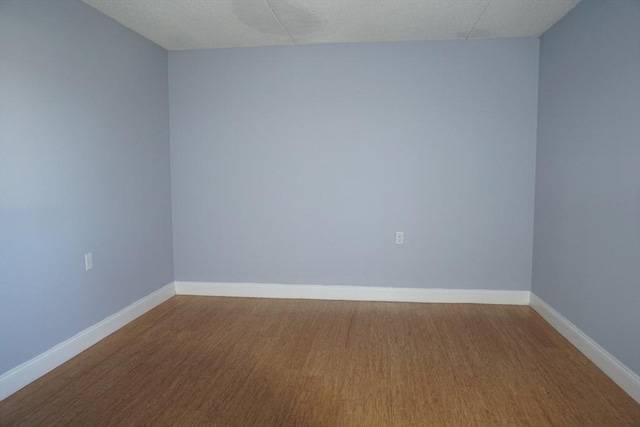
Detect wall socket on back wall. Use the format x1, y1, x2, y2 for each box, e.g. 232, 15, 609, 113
395, 232, 404, 245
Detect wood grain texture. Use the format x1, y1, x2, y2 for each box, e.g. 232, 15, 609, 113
1, 296, 639, 426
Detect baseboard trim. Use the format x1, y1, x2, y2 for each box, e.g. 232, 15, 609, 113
0, 282, 176, 401
530, 293, 640, 404
6, 283, 635, 404
175, 281, 530, 305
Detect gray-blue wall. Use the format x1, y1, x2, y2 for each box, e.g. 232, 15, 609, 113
533, 0, 640, 375
0, 0, 173, 374
7, 0, 635, 386
169, 39, 539, 289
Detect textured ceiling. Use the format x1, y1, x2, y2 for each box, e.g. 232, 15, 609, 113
81, 0, 581, 50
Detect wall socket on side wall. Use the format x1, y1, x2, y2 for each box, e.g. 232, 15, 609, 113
395, 232, 404, 245
84, 253, 93, 270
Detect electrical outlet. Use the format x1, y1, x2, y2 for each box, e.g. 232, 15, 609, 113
85, 253, 93, 270
395, 232, 404, 245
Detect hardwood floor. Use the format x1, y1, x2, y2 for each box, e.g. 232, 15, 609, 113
1, 296, 639, 426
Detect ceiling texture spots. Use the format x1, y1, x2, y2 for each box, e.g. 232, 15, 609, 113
81, 0, 581, 50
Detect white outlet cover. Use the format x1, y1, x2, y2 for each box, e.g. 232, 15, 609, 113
85, 253, 93, 270
395, 232, 404, 245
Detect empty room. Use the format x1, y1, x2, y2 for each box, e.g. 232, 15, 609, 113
0, 0, 639, 425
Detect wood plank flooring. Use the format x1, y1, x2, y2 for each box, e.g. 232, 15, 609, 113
1, 296, 639, 426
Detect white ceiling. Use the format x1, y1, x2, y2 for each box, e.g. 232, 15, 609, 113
81, 0, 581, 51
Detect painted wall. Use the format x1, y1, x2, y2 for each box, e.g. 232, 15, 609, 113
169, 39, 539, 290
0, 1, 173, 374
533, 0, 640, 375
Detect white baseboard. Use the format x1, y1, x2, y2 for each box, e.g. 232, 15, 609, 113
530, 293, 640, 404
0, 282, 176, 401
5, 282, 635, 406
175, 281, 531, 305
